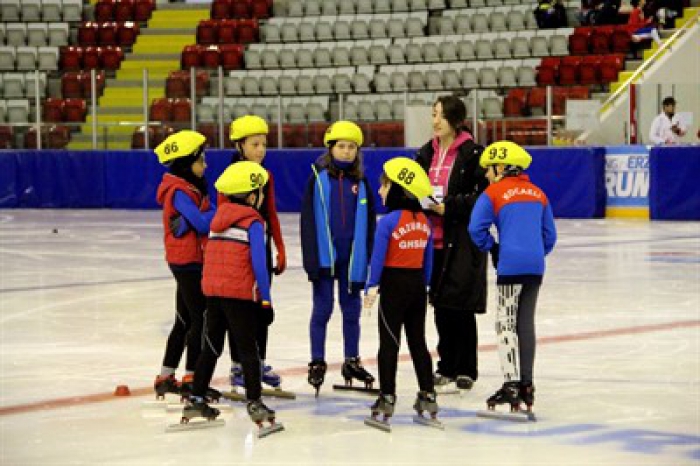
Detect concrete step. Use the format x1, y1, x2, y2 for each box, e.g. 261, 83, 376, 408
141, 28, 196, 35
105, 78, 166, 87
625, 59, 642, 71
126, 53, 181, 61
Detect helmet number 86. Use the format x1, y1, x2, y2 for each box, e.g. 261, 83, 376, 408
163, 142, 179, 155
397, 168, 415, 185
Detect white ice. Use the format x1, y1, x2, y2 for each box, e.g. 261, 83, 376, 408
0, 211, 698, 465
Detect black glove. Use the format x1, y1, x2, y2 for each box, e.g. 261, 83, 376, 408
490, 243, 500, 269
260, 302, 274, 326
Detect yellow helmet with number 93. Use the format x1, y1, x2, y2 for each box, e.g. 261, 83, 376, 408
383, 157, 433, 199
215, 161, 269, 196
480, 141, 532, 169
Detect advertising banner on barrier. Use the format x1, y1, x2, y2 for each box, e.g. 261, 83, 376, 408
605, 145, 649, 219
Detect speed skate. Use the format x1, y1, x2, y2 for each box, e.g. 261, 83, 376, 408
222, 387, 296, 402
477, 381, 536, 422
166, 400, 225, 432
476, 408, 536, 422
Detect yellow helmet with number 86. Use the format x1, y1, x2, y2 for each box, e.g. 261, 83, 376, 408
383, 157, 433, 199
480, 141, 532, 169
215, 161, 269, 196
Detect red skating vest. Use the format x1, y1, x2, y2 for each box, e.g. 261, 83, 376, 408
385, 210, 431, 269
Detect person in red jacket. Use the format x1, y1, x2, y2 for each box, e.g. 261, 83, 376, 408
182, 162, 283, 436
153, 130, 216, 400
225, 115, 287, 393
628, 0, 662, 46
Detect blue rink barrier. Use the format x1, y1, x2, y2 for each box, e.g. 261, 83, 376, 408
0, 147, 605, 218
649, 146, 700, 220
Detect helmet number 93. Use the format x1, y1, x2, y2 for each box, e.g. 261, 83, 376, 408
489, 147, 508, 160
163, 142, 179, 155
397, 168, 415, 185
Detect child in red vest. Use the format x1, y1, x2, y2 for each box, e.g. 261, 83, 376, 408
183, 161, 282, 434
153, 130, 216, 400
226, 115, 286, 392
363, 157, 441, 430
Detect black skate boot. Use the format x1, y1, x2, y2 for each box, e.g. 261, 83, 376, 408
341, 357, 375, 389
179, 375, 221, 403
413, 391, 443, 429
154, 374, 179, 400
433, 372, 457, 394
307, 360, 327, 397
519, 382, 535, 412
247, 399, 284, 438
365, 393, 396, 432
486, 381, 522, 412
456, 375, 474, 391
181, 397, 221, 423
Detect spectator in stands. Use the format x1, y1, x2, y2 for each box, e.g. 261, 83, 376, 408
591, 0, 622, 25
414, 96, 489, 393
535, 0, 569, 28
654, 0, 683, 28
578, 0, 602, 25
649, 96, 688, 145
628, 0, 663, 46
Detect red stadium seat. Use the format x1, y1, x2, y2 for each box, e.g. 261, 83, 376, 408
117, 22, 139, 47
610, 28, 632, 53
83, 47, 102, 70
503, 88, 529, 117
197, 123, 219, 147
590, 25, 615, 54
78, 22, 99, 46
266, 123, 278, 148
201, 45, 221, 69
558, 56, 582, 85
536, 57, 560, 86
220, 44, 243, 70
171, 98, 192, 122
82, 70, 106, 98
527, 87, 547, 115
307, 122, 330, 147
63, 98, 87, 122
568, 27, 592, 55
578, 55, 602, 85
101, 46, 124, 70
166, 71, 188, 98
197, 20, 219, 45
150, 98, 172, 122
24, 127, 48, 149
218, 19, 238, 43
231, 0, 252, 18
282, 124, 307, 148
61, 72, 83, 98
60, 46, 84, 71
134, 0, 155, 21
43, 98, 65, 122
250, 0, 270, 19
48, 125, 71, 149
181, 45, 202, 69
95, 0, 115, 22
98, 22, 119, 46
211, 0, 231, 19
236, 19, 259, 44
0, 126, 14, 149
114, 0, 135, 21
599, 54, 625, 83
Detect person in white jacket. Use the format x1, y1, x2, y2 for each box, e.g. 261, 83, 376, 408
649, 97, 688, 145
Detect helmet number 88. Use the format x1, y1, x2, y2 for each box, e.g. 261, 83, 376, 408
397, 168, 415, 185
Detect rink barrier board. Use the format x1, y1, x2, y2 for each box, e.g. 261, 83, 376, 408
649, 146, 700, 220
0, 146, 661, 219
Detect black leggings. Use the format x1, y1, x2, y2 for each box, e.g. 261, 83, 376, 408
194, 297, 262, 400
377, 268, 434, 395
161, 268, 206, 372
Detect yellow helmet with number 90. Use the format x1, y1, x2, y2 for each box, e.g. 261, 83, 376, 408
480, 141, 532, 169
215, 161, 269, 196
154, 130, 206, 165
383, 157, 433, 199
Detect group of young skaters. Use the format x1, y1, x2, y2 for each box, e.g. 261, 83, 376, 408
151, 95, 557, 432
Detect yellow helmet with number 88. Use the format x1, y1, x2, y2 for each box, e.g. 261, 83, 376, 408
215, 161, 269, 196
479, 141, 532, 169
383, 157, 433, 199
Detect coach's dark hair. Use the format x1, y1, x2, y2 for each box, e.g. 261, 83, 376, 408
434, 95, 467, 134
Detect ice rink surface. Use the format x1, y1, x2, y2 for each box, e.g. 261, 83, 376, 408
0, 210, 698, 465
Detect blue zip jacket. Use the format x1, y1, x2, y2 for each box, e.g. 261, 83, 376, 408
469, 174, 556, 283
300, 163, 376, 290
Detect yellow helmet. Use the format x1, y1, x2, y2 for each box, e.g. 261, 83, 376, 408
323, 120, 363, 147
214, 161, 269, 196
229, 115, 269, 141
154, 130, 206, 165
383, 157, 433, 199
480, 141, 532, 169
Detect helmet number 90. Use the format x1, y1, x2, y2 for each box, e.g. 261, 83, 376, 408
397, 168, 415, 185
163, 142, 179, 155
488, 147, 508, 160
250, 172, 264, 188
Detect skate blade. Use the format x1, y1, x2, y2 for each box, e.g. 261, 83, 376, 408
476, 409, 536, 422
434, 386, 459, 395
332, 384, 380, 395
165, 403, 232, 412
261, 388, 296, 399
364, 417, 391, 433
165, 419, 225, 433
257, 423, 285, 438
412, 415, 445, 430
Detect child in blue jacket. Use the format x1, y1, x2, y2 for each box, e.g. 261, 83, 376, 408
468, 141, 557, 414
300, 121, 376, 395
